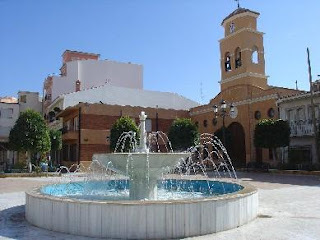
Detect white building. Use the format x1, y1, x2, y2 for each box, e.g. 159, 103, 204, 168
0, 100, 19, 171
277, 91, 320, 165
43, 50, 143, 114
0, 92, 42, 171
18, 91, 42, 113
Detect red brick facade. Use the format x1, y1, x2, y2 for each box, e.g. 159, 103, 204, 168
58, 103, 190, 164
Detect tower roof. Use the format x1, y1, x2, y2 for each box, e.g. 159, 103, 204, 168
221, 8, 259, 25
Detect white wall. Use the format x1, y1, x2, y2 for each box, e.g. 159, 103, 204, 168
51, 59, 143, 100
18, 92, 42, 113
0, 103, 19, 140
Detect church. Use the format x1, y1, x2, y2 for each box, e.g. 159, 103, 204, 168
190, 8, 301, 167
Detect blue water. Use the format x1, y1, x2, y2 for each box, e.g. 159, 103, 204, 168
41, 179, 243, 201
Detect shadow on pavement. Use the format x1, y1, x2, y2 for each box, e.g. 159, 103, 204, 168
235, 171, 320, 187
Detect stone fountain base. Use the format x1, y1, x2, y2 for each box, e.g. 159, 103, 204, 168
25, 182, 258, 239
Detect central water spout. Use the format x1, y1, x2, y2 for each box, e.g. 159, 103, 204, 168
138, 111, 149, 153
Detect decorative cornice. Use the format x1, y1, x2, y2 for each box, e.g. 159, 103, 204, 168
221, 72, 268, 84
190, 93, 278, 116
219, 28, 264, 43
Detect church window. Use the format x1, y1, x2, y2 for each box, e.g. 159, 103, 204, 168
254, 111, 261, 120
225, 52, 231, 72
203, 120, 208, 128
252, 46, 259, 64
212, 118, 217, 126
229, 22, 235, 33
267, 108, 275, 118
235, 47, 242, 68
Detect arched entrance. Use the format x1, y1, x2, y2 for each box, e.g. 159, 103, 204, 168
227, 122, 246, 167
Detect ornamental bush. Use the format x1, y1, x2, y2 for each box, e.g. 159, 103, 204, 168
110, 116, 139, 152
168, 118, 199, 151
254, 119, 290, 161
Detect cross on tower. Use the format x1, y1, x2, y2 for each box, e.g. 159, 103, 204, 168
234, 0, 240, 8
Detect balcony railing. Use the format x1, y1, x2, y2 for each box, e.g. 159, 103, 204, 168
290, 120, 319, 137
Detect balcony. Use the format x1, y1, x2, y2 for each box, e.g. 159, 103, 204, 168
290, 120, 319, 137
62, 127, 78, 141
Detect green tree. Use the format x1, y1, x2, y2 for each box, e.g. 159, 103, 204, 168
110, 116, 139, 152
49, 129, 62, 165
49, 129, 62, 152
168, 118, 199, 151
9, 109, 51, 171
254, 119, 290, 162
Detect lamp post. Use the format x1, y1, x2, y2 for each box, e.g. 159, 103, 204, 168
213, 100, 235, 146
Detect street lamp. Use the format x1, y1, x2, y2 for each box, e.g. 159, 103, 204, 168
213, 100, 235, 146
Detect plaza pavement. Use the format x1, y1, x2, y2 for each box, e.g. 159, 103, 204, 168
0, 172, 319, 240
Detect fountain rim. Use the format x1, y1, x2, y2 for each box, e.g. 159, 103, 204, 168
93, 152, 191, 156
27, 180, 257, 205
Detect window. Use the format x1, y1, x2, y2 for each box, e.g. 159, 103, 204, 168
254, 111, 261, 120
20, 95, 26, 103
73, 117, 79, 131
1, 108, 13, 118
267, 108, 275, 118
308, 105, 320, 122
229, 22, 235, 33
224, 52, 231, 72
287, 109, 295, 123
146, 119, 152, 132
235, 47, 242, 68
212, 118, 217, 126
203, 120, 208, 128
66, 120, 71, 131
296, 108, 305, 122
48, 111, 56, 122
45, 94, 52, 101
251, 46, 259, 64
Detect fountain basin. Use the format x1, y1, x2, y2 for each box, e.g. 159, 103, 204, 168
26, 180, 258, 239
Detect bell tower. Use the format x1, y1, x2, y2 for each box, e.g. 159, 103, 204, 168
219, 8, 267, 91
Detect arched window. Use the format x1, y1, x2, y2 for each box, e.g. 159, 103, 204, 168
252, 46, 259, 64
267, 108, 275, 118
235, 47, 242, 68
203, 120, 208, 128
224, 52, 231, 72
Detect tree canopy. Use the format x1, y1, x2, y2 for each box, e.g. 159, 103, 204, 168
110, 116, 139, 152
49, 129, 62, 152
9, 109, 51, 154
254, 119, 290, 148
254, 119, 290, 162
168, 118, 199, 151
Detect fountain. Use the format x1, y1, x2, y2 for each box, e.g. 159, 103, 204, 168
93, 111, 190, 200
25, 111, 258, 239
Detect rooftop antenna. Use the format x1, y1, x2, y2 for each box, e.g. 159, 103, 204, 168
234, 0, 240, 8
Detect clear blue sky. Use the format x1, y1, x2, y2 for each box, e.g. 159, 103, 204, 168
1, 0, 320, 104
